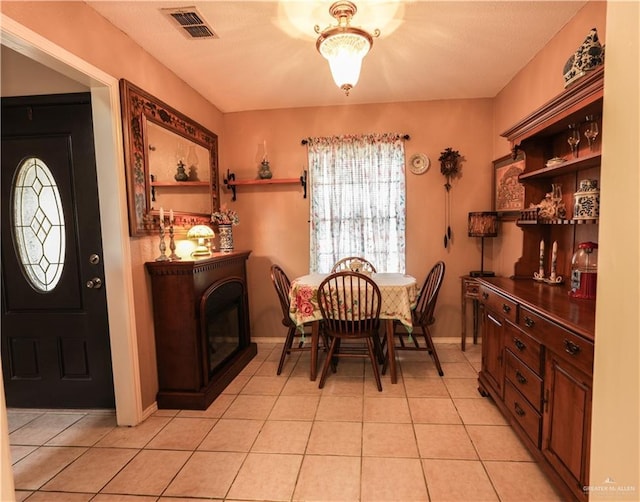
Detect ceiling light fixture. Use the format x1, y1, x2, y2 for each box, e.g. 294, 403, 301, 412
315, 1, 380, 96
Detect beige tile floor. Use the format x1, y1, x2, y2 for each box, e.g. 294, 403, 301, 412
9, 341, 564, 501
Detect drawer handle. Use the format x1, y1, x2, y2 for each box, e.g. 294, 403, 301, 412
514, 402, 526, 417
487, 313, 502, 327
515, 371, 528, 385
524, 316, 535, 328
513, 337, 526, 351
564, 339, 581, 356
502, 304, 511, 314
482, 292, 489, 300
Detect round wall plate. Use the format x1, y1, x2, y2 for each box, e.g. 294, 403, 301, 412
409, 153, 430, 175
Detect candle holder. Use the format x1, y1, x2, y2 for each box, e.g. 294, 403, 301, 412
544, 275, 564, 285
168, 225, 181, 261
533, 271, 546, 282
155, 223, 169, 261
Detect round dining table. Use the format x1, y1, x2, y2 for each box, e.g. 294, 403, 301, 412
288, 272, 418, 384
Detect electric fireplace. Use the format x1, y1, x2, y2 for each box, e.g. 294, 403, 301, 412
146, 251, 256, 409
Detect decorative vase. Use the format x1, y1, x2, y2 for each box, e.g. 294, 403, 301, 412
218, 224, 234, 252
573, 179, 600, 220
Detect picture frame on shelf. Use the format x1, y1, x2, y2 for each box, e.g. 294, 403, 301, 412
493, 152, 526, 219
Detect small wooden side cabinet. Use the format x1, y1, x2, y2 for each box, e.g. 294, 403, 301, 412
460, 275, 481, 351
145, 251, 257, 409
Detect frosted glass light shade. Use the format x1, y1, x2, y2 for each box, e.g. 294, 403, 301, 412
319, 32, 370, 92
315, 1, 378, 95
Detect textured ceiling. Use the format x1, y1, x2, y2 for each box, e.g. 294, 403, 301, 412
87, 1, 586, 113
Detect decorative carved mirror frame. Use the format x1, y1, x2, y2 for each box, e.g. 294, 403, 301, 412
119, 79, 219, 236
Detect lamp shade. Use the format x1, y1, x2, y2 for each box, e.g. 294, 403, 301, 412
468, 212, 498, 238
318, 31, 371, 91
187, 224, 214, 256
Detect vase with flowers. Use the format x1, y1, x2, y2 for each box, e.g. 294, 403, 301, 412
211, 205, 239, 252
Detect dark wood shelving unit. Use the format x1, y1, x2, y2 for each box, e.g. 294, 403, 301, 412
223, 169, 307, 200
485, 67, 604, 502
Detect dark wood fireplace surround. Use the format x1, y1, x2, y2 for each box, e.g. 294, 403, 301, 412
145, 251, 256, 409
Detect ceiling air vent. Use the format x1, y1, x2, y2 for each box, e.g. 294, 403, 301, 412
162, 6, 218, 39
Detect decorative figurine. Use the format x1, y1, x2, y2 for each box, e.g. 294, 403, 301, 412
174, 160, 189, 181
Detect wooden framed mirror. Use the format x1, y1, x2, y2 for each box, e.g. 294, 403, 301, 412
120, 79, 219, 236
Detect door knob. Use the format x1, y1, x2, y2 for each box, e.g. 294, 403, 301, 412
86, 277, 103, 289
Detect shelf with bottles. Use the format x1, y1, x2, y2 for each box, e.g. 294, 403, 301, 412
223, 169, 307, 200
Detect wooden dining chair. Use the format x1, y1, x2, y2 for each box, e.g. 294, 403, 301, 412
317, 271, 384, 391
331, 256, 377, 274
383, 261, 446, 376
270, 264, 325, 375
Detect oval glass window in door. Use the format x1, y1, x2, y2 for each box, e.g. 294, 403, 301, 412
12, 157, 66, 292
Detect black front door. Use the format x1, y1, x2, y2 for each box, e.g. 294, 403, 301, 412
1, 93, 115, 408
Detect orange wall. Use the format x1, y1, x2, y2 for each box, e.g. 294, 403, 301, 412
491, 0, 607, 277
222, 99, 494, 339
1, 0, 608, 408
1, 1, 225, 410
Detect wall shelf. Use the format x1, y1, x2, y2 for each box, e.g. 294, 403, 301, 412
223, 169, 307, 200
519, 153, 601, 182
150, 180, 210, 187
517, 218, 598, 226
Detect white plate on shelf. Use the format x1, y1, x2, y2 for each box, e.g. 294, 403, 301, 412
545, 157, 567, 168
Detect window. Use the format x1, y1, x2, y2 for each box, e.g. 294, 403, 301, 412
307, 134, 406, 273
12, 157, 66, 292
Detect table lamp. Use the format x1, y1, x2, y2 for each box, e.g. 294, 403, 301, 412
187, 224, 215, 256
468, 212, 498, 277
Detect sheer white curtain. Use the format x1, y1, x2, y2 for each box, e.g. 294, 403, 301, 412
306, 133, 406, 273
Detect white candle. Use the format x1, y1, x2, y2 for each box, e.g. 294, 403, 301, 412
551, 241, 558, 278
539, 240, 544, 272
159, 207, 164, 223
169, 209, 174, 224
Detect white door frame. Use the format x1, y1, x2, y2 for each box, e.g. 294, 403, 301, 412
0, 15, 143, 425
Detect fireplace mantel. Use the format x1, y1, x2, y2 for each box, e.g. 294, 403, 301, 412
146, 251, 256, 409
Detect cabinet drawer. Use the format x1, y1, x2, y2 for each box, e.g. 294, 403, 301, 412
519, 306, 594, 376
505, 381, 541, 447
479, 285, 517, 324
505, 322, 542, 374
505, 350, 542, 412
464, 278, 480, 298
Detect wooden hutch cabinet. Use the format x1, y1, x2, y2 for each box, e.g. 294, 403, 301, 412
478, 68, 602, 502
503, 66, 603, 280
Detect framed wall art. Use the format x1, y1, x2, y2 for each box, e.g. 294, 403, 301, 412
493, 153, 525, 219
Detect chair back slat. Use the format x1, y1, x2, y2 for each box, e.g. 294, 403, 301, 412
317, 271, 381, 338
270, 265, 293, 327
414, 261, 446, 326
331, 256, 377, 274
